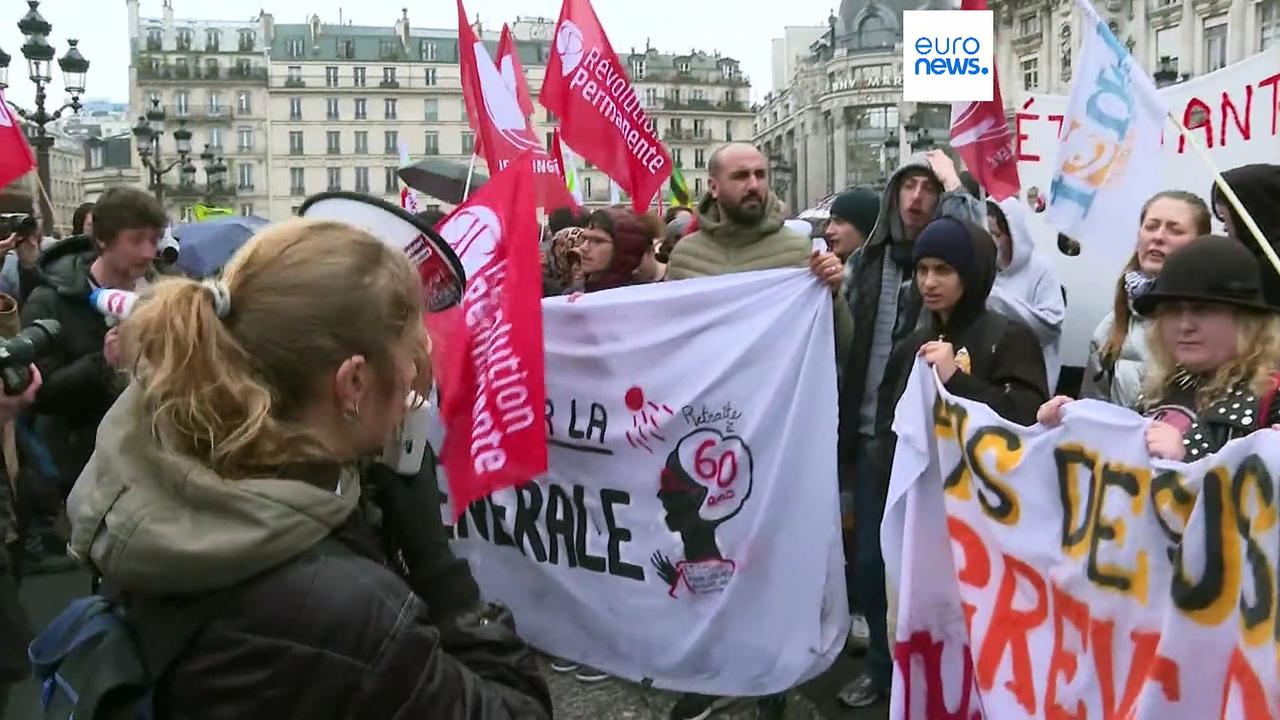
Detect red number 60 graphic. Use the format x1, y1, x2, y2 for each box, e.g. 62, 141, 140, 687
695, 439, 739, 488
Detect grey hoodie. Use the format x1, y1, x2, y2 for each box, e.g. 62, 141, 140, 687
68, 384, 361, 594
987, 197, 1066, 390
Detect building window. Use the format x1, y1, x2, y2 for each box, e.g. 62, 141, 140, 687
693, 119, 705, 137
326, 97, 340, 120
147, 28, 162, 51
289, 131, 304, 155
239, 30, 255, 52
237, 90, 251, 114
327, 167, 342, 192
355, 166, 370, 193
325, 66, 339, 88
88, 144, 104, 169
584, 176, 592, 198
1021, 57, 1039, 90
237, 163, 254, 190
237, 127, 253, 151
327, 130, 341, 154
424, 132, 439, 155
339, 39, 356, 59
421, 40, 438, 61
383, 67, 397, 85
644, 88, 658, 107
177, 28, 193, 51
695, 177, 703, 196
385, 131, 399, 154
289, 97, 303, 120
673, 148, 683, 167
424, 98, 439, 121
384, 98, 398, 120
175, 91, 190, 116
208, 127, 222, 151
631, 59, 645, 79
694, 148, 705, 168
384, 166, 398, 194
287, 38, 304, 58
1204, 22, 1228, 72
353, 66, 366, 87
379, 39, 399, 58
1156, 26, 1182, 75
290, 167, 306, 195
1060, 25, 1072, 82
1018, 14, 1041, 37
679, 60, 690, 73
354, 98, 367, 120
240, 203, 254, 216
424, 68, 437, 86
208, 92, 222, 113
1262, 0, 1280, 51
462, 132, 474, 155
205, 29, 221, 52
725, 120, 733, 141
354, 131, 369, 154
721, 63, 735, 80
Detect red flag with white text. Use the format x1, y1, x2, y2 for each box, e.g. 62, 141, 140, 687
0, 90, 36, 190
474, 25, 537, 158
540, 0, 672, 213
457, 0, 575, 211
949, 0, 1020, 201
425, 151, 547, 518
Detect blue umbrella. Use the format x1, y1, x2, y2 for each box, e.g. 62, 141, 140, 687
173, 215, 269, 278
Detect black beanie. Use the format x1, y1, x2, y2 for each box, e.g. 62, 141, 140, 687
913, 218, 975, 281
829, 187, 880, 238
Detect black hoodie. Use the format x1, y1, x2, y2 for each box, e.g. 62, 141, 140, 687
19, 235, 124, 490
867, 219, 1049, 491
1212, 164, 1280, 306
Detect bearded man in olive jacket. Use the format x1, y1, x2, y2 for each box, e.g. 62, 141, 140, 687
666, 143, 853, 367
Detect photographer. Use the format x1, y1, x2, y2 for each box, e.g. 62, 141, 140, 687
0, 367, 43, 717
20, 187, 165, 567
0, 187, 47, 305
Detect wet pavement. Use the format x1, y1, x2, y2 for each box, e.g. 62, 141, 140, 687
8, 571, 887, 720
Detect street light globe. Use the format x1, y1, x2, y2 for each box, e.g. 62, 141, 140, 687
20, 33, 54, 84
172, 121, 193, 156
0, 46, 10, 90
58, 39, 88, 95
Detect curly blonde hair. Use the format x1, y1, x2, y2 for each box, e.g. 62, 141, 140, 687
1143, 310, 1280, 408
120, 218, 427, 478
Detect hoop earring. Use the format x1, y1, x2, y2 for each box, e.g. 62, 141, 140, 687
343, 403, 360, 424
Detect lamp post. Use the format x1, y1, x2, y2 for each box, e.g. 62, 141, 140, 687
0, 1, 90, 235
768, 152, 795, 214
132, 97, 194, 203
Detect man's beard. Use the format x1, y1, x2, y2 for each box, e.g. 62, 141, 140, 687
721, 194, 767, 225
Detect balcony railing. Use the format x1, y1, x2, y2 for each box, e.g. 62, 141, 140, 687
284, 77, 306, 88
662, 128, 713, 142
136, 63, 268, 83
379, 80, 401, 89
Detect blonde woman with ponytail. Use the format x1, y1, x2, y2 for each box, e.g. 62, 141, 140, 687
65, 219, 551, 719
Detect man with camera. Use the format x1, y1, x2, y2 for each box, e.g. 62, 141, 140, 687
0, 367, 42, 716
20, 187, 166, 569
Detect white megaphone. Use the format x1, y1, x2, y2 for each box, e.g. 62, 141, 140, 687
89, 288, 139, 326
157, 226, 180, 265
380, 390, 433, 474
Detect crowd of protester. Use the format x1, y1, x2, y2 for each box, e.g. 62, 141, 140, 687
0, 146, 1278, 719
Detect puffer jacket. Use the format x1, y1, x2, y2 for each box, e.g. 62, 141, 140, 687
68, 385, 551, 720
1084, 310, 1150, 409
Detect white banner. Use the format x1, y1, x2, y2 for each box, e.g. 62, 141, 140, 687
1013, 48, 1280, 367
883, 359, 1280, 719
444, 270, 848, 696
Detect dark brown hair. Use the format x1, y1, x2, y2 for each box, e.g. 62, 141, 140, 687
1100, 190, 1213, 365
92, 187, 167, 246
585, 208, 649, 292
72, 202, 95, 236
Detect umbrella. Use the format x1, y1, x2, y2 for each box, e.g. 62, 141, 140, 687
797, 194, 836, 221
397, 158, 489, 206
173, 215, 269, 278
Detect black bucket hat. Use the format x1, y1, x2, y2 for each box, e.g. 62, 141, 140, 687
1133, 234, 1276, 316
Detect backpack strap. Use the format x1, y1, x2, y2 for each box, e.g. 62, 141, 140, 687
1257, 371, 1280, 427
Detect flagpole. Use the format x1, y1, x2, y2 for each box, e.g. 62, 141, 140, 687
1166, 112, 1280, 277
463, 152, 478, 202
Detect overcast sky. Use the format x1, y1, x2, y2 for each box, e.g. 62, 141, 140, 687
1, 0, 842, 111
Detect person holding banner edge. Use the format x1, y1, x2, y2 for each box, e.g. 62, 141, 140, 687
1039, 234, 1280, 457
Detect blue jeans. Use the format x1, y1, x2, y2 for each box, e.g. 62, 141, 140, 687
849, 435, 891, 691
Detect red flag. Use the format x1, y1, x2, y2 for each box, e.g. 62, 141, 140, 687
457, 0, 575, 211
425, 151, 547, 519
498, 25, 536, 121
540, 0, 672, 213
949, 0, 1020, 201
0, 90, 36, 190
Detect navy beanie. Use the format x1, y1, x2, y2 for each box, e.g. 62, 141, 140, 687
829, 187, 880, 239
913, 218, 975, 281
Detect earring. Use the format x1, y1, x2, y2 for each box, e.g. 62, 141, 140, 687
343, 402, 360, 423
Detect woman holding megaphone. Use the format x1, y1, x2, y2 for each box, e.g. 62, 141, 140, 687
63, 218, 551, 718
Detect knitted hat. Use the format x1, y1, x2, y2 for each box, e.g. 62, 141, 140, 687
829, 187, 880, 239
913, 217, 976, 281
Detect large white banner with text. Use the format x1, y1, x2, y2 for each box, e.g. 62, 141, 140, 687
445, 270, 848, 696
1013, 48, 1280, 367
883, 360, 1279, 719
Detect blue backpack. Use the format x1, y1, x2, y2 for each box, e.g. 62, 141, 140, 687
27, 592, 223, 720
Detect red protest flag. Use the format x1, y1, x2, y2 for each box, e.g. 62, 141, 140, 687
498, 25, 536, 121
0, 90, 36, 190
457, 0, 576, 211
425, 151, 547, 519
540, 0, 672, 213
949, 0, 1020, 201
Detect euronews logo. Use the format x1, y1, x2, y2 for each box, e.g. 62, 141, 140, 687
903, 10, 995, 102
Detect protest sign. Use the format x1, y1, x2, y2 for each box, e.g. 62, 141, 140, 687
883, 359, 1279, 719
1013, 48, 1280, 368
445, 270, 847, 695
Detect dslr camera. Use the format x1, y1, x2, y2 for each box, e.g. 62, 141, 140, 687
0, 212, 38, 239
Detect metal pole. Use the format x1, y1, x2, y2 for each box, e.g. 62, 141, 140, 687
32, 83, 54, 236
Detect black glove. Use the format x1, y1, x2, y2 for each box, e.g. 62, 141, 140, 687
364, 454, 482, 623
